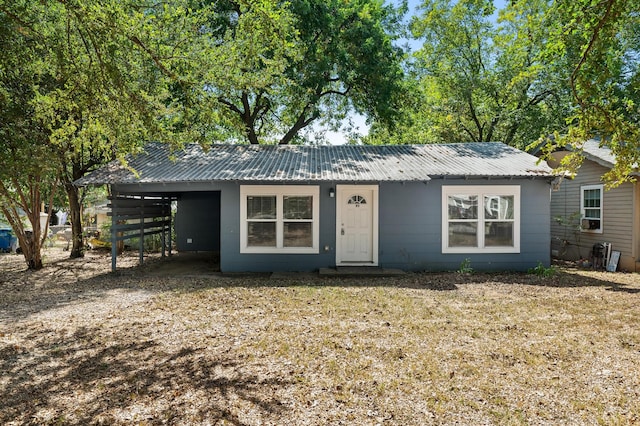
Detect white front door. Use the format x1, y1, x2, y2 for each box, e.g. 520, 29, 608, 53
336, 185, 378, 265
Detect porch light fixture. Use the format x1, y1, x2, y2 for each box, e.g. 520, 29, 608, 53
329, 188, 335, 198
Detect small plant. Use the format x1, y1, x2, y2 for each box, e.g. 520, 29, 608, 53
553, 211, 584, 258
528, 261, 557, 277
457, 258, 473, 274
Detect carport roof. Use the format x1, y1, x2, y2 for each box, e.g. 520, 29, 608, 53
75, 142, 555, 186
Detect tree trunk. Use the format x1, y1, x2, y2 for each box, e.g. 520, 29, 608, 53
0, 174, 57, 270
23, 229, 43, 270
3, 203, 45, 271
65, 182, 84, 258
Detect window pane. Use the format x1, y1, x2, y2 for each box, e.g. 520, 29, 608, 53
448, 222, 478, 247
484, 195, 514, 220
247, 196, 276, 219
284, 196, 312, 219
583, 189, 601, 208
348, 195, 366, 205
284, 222, 312, 247
584, 208, 601, 219
247, 222, 276, 246
448, 195, 478, 219
485, 222, 514, 246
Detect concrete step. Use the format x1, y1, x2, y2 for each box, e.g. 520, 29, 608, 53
318, 267, 405, 277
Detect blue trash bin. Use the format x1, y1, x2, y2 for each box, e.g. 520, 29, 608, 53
0, 229, 12, 252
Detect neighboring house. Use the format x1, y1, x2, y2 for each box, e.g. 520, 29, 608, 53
547, 139, 640, 272
83, 201, 110, 233
76, 142, 556, 272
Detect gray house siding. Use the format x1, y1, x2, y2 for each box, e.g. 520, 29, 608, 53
114, 178, 551, 272
219, 182, 337, 272
175, 192, 220, 252
550, 158, 636, 271
378, 180, 551, 272
83, 143, 557, 273
378, 182, 440, 270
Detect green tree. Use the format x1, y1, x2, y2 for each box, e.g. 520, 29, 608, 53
1, 0, 406, 267
277, 0, 406, 144
0, 10, 58, 269
37, 2, 164, 258
366, 0, 570, 149
539, 0, 640, 187
1, 0, 166, 262
126, 0, 407, 145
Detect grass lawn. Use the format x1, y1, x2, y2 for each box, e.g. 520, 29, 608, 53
1, 248, 639, 425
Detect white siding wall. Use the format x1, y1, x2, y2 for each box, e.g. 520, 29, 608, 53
550, 158, 637, 271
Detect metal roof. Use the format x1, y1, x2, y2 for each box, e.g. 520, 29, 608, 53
582, 139, 619, 169
581, 139, 639, 175
75, 142, 555, 186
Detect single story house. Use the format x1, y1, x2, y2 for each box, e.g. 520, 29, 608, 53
76, 142, 556, 273
547, 139, 640, 272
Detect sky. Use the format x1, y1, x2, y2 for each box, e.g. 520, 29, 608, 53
321, 0, 509, 145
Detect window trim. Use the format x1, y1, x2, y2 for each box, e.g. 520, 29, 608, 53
240, 185, 320, 254
580, 184, 603, 234
442, 185, 521, 254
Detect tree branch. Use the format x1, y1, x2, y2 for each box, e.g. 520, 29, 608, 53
279, 104, 316, 145
459, 121, 480, 142
129, 35, 180, 82
217, 97, 244, 116
570, 0, 616, 108
467, 95, 484, 140
318, 87, 350, 98
0, 6, 43, 37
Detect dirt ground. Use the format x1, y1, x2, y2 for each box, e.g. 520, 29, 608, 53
1, 247, 639, 425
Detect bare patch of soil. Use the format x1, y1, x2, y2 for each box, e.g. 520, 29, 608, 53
1, 247, 639, 425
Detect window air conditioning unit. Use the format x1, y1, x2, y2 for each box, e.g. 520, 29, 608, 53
581, 218, 600, 230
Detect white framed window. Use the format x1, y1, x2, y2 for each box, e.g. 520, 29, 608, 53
442, 185, 520, 254
580, 184, 603, 233
240, 185, 319, 254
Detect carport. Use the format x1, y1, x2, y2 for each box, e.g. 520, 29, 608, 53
107, 194, 175, 272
